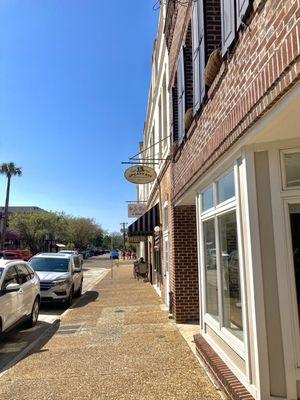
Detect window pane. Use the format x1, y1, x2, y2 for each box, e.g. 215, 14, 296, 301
284, 152, 300, 187
203, 219, 219, 320
202, 187, 214, 211
219, 211, 243, 340
217, 171, 235, 203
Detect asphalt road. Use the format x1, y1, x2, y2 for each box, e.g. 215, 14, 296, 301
0, 255, 112, 375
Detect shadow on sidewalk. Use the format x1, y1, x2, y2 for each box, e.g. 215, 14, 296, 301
0, 319, 60, 374
70, 290, 99, 309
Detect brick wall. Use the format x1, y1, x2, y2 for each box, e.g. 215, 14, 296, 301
170, 205, 199, 323
167, 0, 300, 202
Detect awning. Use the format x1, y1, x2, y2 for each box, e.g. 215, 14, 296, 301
127, 203, 160, 237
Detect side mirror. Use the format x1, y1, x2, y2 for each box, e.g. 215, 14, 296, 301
73, 268, 82, 273
5, 283, 21, 292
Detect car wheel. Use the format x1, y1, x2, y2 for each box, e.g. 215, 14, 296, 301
76, 280, 83, 297
65, 286, 74, 308
26, 297, 40, 328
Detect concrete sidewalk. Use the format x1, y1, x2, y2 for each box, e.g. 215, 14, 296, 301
0, 264, 222, 400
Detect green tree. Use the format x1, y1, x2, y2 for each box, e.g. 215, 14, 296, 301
9, 211, 68, 254
0, 162, 22, 249
65, 217, 103, 250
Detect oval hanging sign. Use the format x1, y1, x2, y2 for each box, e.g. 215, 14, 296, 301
124, 165, 157, 184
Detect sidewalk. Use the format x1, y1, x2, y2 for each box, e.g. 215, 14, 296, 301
0, 264, 222, 400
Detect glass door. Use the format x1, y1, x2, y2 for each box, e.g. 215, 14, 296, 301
288, 203, 300, 330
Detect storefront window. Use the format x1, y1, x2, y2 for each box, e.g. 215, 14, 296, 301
202, 187, 214, 211
200, 168, 244, 344
203, 219, 218, 320
219, 212, 243, 339
217, 171, 235, 203
284, 152, 300, 188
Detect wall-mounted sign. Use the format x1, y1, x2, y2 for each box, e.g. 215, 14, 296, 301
128, 203, 147, 218
124, 165, 157, 184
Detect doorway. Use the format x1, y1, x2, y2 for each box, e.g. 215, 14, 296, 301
289, 203, 300, 325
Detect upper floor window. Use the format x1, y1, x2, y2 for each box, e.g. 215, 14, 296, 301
192, 0, 206, 113
221, 0, 251, 55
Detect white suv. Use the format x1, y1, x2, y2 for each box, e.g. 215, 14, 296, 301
0, 259, 40, 335
29, 253, 83, 307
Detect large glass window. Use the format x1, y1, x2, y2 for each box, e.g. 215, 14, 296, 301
217, 171, 235, 204
219, 212, 243, 339
203, 219, 218, 320
202, 187, 214, 211
200, 168, 244, 343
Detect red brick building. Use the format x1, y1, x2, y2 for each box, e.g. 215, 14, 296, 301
165, 0, 300, 399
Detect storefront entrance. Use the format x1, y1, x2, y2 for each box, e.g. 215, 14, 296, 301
289, 203, 300, 324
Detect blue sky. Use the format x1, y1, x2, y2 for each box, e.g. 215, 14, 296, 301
0, 0, 158, 233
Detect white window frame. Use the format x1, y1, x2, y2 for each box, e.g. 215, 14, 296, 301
198, 164, 247, 358
280, 148, 300, 190
278, 149, 300, 368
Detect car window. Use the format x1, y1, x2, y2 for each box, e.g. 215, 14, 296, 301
73, 257, 80, 269
16, 264, 32, 284
24, 264, 35, 279
2, 266, 19, 290
29, 257, 69, 272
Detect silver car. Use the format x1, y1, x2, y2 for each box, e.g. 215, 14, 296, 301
29, 253, 83, 307
0, 259, 40, 335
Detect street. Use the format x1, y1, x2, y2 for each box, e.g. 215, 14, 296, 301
0, 255, 111, 375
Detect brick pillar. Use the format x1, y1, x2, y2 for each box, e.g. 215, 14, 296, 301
170, 205, 199, 323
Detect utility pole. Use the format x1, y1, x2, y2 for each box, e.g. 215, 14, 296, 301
120, 222, 128, 250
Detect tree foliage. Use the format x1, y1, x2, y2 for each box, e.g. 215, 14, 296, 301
9, 211, 104, 253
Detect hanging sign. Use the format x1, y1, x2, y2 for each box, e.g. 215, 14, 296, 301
124, 165, 157, 184
128, 203, 147, 218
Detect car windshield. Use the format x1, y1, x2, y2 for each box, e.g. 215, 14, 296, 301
30, 257, 69, 272
0, 268, 3, 279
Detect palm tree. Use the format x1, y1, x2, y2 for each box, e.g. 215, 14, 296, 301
0, 163, 22, 249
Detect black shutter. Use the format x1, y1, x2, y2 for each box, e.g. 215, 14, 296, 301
221, 0, 235, 55
171, 86, 178, 143
236, 0, 250, 28
177, 48, 185, 144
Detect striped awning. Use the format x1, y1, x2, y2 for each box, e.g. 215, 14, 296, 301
127, 203, 160, 237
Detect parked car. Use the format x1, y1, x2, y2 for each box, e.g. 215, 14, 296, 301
29, 253, 83, 307
0, 259, 40, 335
59, 250, 83, 266
3, 249, 32, 261
0, 252, 20, 260
110, 250, 119, 260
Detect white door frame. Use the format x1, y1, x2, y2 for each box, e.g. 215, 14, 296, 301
269, 148, 300, 399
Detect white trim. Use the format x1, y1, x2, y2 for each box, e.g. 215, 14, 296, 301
204, 314, 245, 358
196, 195, 203, 333
243, 151, 270, 400
280, 147, 300, 190
269, 148, 299, 399
234, 160, 252, 383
